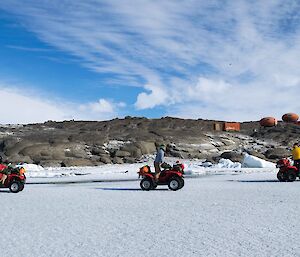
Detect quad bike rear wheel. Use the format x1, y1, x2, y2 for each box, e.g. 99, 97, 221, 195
168, 177, 182, 191
178, 178, 184, 189
19, 184, 25, 191
287, 170, 297, 182
140, 178, 154, 191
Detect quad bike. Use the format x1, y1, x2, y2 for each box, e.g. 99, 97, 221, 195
138, 162, 185, 191
276, 158, 298, 182
0, 167, 26, 193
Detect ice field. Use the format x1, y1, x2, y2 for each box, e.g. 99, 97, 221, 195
2, 168, 300, 257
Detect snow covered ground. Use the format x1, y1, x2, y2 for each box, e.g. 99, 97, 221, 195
2, 169, 300, 257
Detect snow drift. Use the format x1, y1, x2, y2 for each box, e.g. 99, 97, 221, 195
242, 153, 276, 168
18, 154, 277, 182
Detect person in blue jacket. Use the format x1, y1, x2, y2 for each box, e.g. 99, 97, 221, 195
154, 144, 165, 181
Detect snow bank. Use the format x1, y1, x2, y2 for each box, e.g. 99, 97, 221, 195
242, 154, 276, 168
183, 156, 277, 177
17, 163, 72, 178
216, 158, 242, 169
24, 163, 146, 181
183, 159, 241, 176
183, 163, 206, 176
21, 155, 276, 182
19, 163, 44, 172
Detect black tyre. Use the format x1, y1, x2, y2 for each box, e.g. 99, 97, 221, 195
168, 177, 181, 191
287, 171, 297, 182
9, 181, 21, 193
140, 178, 154, 191
277, 172, 285, 182
19, 184, 25, 191
178, 178, 184, 189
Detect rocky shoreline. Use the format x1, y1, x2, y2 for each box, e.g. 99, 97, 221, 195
0, 117, 298, 167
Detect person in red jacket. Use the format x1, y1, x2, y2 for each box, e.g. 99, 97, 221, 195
0, 156, 8, 185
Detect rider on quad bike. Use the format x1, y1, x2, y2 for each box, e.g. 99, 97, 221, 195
154, 144, 165, 181
0, 157, 26, 193
276, 143, 300, 182
138, 161, 185, 191
292, 142, 300, 170
0, 156, 8, 184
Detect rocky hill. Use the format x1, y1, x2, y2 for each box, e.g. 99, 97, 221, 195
0, 117, 299, 167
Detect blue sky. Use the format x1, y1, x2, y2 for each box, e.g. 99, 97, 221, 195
0, 1, 300, 123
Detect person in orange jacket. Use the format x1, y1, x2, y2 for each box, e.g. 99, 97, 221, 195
292, 143, 300, 170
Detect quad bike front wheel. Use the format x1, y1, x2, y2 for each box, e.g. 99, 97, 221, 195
9, 181, 21, 193
168, 177, 182, 191
277, 171, 286, 182
140, 178, 154, 191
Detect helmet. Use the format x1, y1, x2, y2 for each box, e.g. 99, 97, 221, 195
159, 144, 165, 149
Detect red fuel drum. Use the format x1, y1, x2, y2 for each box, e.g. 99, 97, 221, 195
282, 113, 299, 123
260, 117, 277, 127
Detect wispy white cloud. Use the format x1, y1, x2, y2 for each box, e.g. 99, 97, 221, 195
6, 45, 52, 52
0, 84, 123, 124
0, 85, 68, 124
79, 98, 126, 118
1, 1, 300, 120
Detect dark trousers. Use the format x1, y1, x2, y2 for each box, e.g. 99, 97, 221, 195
294, 160, 300, 171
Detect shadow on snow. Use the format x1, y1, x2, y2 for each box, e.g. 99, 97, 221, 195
227, 179, 288, 183
0, 189, 11, 193
96, 187, 169, 191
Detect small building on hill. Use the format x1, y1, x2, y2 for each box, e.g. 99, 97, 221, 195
214, 122, 240, 132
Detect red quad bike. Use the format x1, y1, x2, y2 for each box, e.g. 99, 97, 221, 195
138, 163, 185, 191
0, 167, 26, 193
276, 159, 299, 182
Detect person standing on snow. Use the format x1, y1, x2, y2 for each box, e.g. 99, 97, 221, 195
0, 156, 8, 185
292, 143, 300, 170
154, 144, 165, 181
